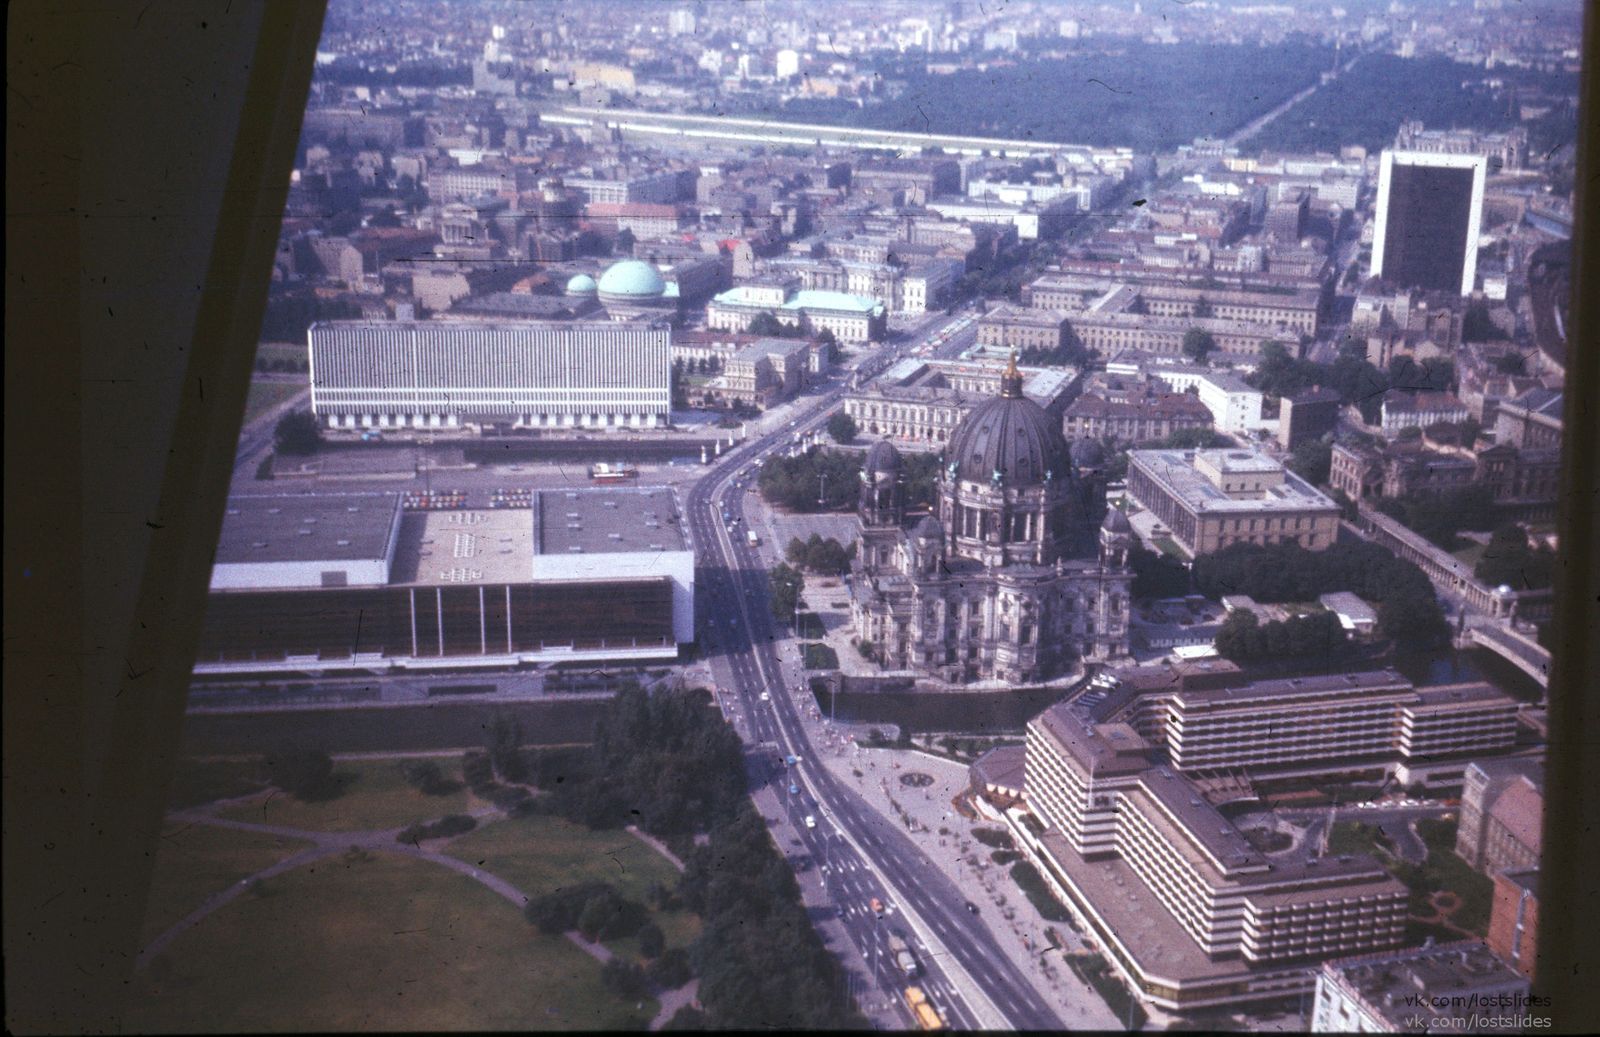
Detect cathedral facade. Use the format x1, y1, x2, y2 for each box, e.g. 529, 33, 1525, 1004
850, 359, 1133, 684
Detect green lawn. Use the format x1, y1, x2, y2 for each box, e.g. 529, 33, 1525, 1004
242, 378, 305, 426
1406, 819, 1494, 934
446, 813, 700, 960
218, 757, 479, 832
1453, 542, 1488, 570
138, 821, 310, 947
126, 851, 656, 1032
445, 813, 680, 907
1326, 820, 1393, 857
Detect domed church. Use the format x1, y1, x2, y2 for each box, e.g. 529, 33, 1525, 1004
851, 356, 1132, 683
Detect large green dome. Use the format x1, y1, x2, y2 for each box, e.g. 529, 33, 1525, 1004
597, 259, 666, 298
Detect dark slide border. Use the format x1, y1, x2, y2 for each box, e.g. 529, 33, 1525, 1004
5, 3, 1597, 1031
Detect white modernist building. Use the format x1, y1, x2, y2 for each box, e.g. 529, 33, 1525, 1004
308, 319, 672, 430
1371, 150, 1486, 297
197, 488, 694, 673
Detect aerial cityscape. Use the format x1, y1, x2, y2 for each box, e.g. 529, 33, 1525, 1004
126, 0, 1578, 1031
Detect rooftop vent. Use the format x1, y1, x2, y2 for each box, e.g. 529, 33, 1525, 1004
252, 541, 268, 549
298, 529, 313, 536
226, 508, 240, 516
608, 532, 623, 540
336, 539, 351, 547
267, 507, 282, 515
567, 546, 584, 553
347, 506, 360, 513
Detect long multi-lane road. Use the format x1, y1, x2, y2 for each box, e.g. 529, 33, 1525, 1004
685, 319, 1071, 1030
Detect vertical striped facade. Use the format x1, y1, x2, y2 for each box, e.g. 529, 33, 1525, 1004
308, 320, 672, 429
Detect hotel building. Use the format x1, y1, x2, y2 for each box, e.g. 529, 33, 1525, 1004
1018, 705, 1409, 1011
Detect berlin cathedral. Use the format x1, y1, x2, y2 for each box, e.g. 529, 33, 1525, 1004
849, 357, 1133, 684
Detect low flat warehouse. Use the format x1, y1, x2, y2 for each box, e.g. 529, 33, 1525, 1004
308, 319, 671, 431
196, 488, 693, 674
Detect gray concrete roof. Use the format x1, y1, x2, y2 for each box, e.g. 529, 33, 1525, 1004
214, 493, 402, 565
535, 487, 687, 555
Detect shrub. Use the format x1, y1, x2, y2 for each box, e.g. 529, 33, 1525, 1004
637, 921, 666, 959
259, 748, 335, 801
577, 888, 648, 942
971, 827, 1015, 850
525, 882, 616, 935
461, 750, 494, 790
649, 947, 694, 989
481, 783, 532, 811
401, 760, 458, 796
600, 959, 650, 1001
1010, 860, 1071, 922
395, 814, 477, 844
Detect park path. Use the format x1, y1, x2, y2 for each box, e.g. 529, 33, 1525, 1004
141, 800, 701, 1024
626, 824, 687, 872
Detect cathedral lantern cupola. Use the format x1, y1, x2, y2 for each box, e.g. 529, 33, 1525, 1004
858, 439, 905, 527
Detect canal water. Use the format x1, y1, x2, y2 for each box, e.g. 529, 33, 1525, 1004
812, 646, 1543, 737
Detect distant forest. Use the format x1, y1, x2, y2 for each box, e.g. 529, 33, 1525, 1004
1244, 53, 1579, 155
772, 41, 1335, 152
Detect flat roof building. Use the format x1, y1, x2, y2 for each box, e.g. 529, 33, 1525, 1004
308, 320, 671, 431
197, 488, 693, 674
1126, 448, 1340, 557
1019, 702, 1409, 1012
1311, 942, 1531, 1033
1371, 150, 1486, 297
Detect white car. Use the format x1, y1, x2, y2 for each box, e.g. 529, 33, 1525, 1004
805, 815, 817, 829
760, 691, 771, 702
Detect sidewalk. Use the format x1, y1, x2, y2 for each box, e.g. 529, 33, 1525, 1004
810, 743, 1125, 1031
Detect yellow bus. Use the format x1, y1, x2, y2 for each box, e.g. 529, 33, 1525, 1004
903, 986, 946, 1031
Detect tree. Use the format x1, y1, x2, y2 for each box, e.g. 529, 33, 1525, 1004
259, 747, 335, 801
1181, 327, 1217, 363
816, 327, 841, 363
769, 563, 803, 623
826, 411, 857, 444
649, 947, 693, 988
274, 409, 322, 455
614, 227, 636, 255
1463, 303, 1509, 343
401, 760, 457, 796
254, 453, 276, 481
1214, 609, 1260, 661
1286, 438, 1333, 486
1128, 545, 1190, 599
1475, 524, 1556, 591
487, 713, 528, 783
600, 959, 650, 1000
1192, 295, 1214, 319
637, 921, 666, 959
